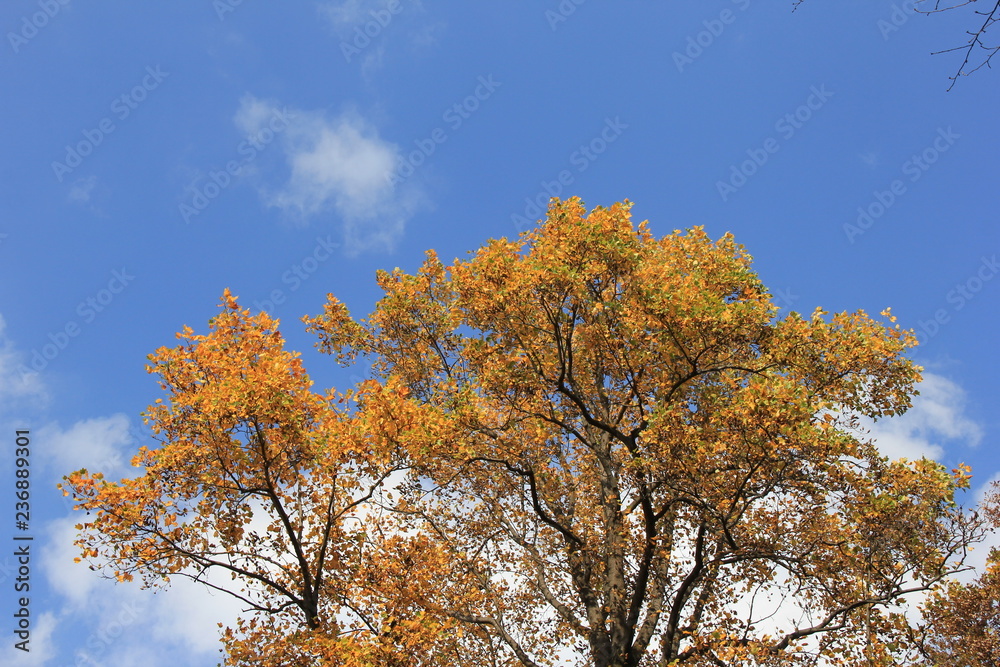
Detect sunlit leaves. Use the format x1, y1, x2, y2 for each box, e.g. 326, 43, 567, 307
62, 289, 461, 666
918, 482, 1000, 667
64, 198, 992, 667
306, 197, 984, 666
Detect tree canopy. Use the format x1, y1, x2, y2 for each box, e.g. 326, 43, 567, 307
64, 197, 995, 666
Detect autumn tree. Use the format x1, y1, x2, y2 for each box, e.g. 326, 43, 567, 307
915, 483, 1000, 666
62, 292, 471, 666
67, 197, 992, 666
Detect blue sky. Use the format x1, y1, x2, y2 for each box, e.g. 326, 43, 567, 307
1, 1, 997, 664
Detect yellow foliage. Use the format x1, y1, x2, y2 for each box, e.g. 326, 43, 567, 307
62, 199, 990, 667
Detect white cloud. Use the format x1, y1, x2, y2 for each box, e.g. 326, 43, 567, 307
320, 1, 392, 74
319, 0, 424, 31
319, 1, 439, 78
319, 0, 372, 29
42, 513, 243, 665
0, 313, 47, 408
0, 611, 57, 665
68, 175, 98, 203
43, 454, 279, 662
271, 110, 398, 217
43, 516, 103, 606
975, 471, 1000, 506
150, 577, 244, 654
36, 412, 285, 663
38, 413, 137, 483
359, 44, 387, 76
408, 19, 443, 50
234, 94, 283, 138
236, 95, 421, 253
38, 414, 147, 609
959, 472, 1000, 580
858, 151, 879, 167
864, 372, 982, 461
852, 372, 992, 585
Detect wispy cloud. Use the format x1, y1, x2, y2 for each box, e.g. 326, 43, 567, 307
319, 0, 375, 28
0, 611, 57, 665
68, 175, 99, 204
43, 516, 105, 607
0, 313, 47, 408
962, 471, 1000, 578
864, 371, 983, 461
236, 95, 421, 254
44, 506, 243, 664
39, 413, 138, 483
318, 1, 439, 76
